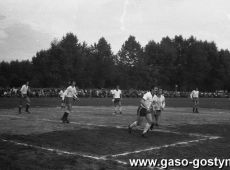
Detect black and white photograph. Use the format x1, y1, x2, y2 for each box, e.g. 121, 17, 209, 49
0, 0, 230, 169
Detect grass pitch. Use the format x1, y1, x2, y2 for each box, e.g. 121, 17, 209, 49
0, 98, 229, 170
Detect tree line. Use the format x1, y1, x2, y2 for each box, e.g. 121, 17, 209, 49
0, 33, 230, 91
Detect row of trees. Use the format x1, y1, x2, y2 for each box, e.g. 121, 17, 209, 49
0, 33, 230, 91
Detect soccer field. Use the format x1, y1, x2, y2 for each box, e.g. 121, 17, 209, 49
0, 98, 230, 170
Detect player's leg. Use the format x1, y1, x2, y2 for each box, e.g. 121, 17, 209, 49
128, 106, 143, 133
150, 110, 156, 130
25, 96, 31, 113
61, 99, 65, 109
192, 99, 195, 113
155, 110, 161, 126
18, 95, 23, 114
61, 97, 70, 123
65, 100, 72, 123
142, 112, 153, 137
113, 100, 117, 114
118, 100, 122, 114
195, 99, 199, 113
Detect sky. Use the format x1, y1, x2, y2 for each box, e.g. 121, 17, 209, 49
0, 0, 230, 61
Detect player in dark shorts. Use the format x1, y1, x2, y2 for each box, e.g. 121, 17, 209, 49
61, 81, 79, 123
128, 88, 155, 137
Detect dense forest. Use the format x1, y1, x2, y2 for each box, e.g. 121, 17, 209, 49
0, 33, 230, 91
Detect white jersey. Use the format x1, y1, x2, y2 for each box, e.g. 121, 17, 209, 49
63, 86, 77, 99
141, 91, 154, 109
153, 95, 165, 110
111, 89, 122, 99
20, 85, 29, 95
190, 90, 199, 99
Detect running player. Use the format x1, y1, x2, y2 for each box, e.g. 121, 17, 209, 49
111, 85, 122, 114
61, 81, 79, 123
190, 88, 199, 113
152, 88, 165, 127
128, 87, 155, 137
18, 81, 31, 114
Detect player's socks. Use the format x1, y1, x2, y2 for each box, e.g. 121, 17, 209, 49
25, 104, 30, 113
18, 106, 22, 114
66, 112, 69, 123
61, 112, 68, 123
193, 108, 195, 113
141, 133, 147, 138
150, 123, 155, 130
128, 125, 132, 133
143, 123, 151, 134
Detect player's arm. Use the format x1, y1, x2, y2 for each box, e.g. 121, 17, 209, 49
20, 85, 25, 96
110, 90, 115, 101
20, 85, 24, 93
62, 89, 67, 100
190, 91, 193, 99
73, 88, 79, 101
161, 96, 166, 110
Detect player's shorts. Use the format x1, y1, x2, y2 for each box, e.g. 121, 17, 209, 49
153, 110, 161, 116
137, 106, 150, 117
65, 97, 73, 105
21, 94, 28, 98
19, 94, 30, 106
193, 97, 199, 105
114, 98, 121, 105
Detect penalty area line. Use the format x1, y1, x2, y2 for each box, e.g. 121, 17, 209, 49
0, 138, 127, 165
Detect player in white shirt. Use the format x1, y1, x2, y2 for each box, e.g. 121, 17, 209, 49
128, 87, 157, 137
152, 88, 165, 127
59, 88, 65, 109
18, 81, 31, 114
190, 88, 199, 113
111, 85, 122, 114
61, 81, 79, 123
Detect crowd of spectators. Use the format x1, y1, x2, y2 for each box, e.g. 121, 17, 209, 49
0, 87, 229, 98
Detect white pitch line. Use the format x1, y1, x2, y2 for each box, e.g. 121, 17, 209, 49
108, 136, 221, 158
0, 115, 24, 119
0, 138, 127, 165
0, 114, 222, 169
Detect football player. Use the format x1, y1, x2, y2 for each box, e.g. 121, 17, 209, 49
190, 88, 199, 113
152, 88, 165, 127
18, 81, 31, 114
128, 87, 156, 137
61, 81, 79, 123
111, 85, 122, 114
